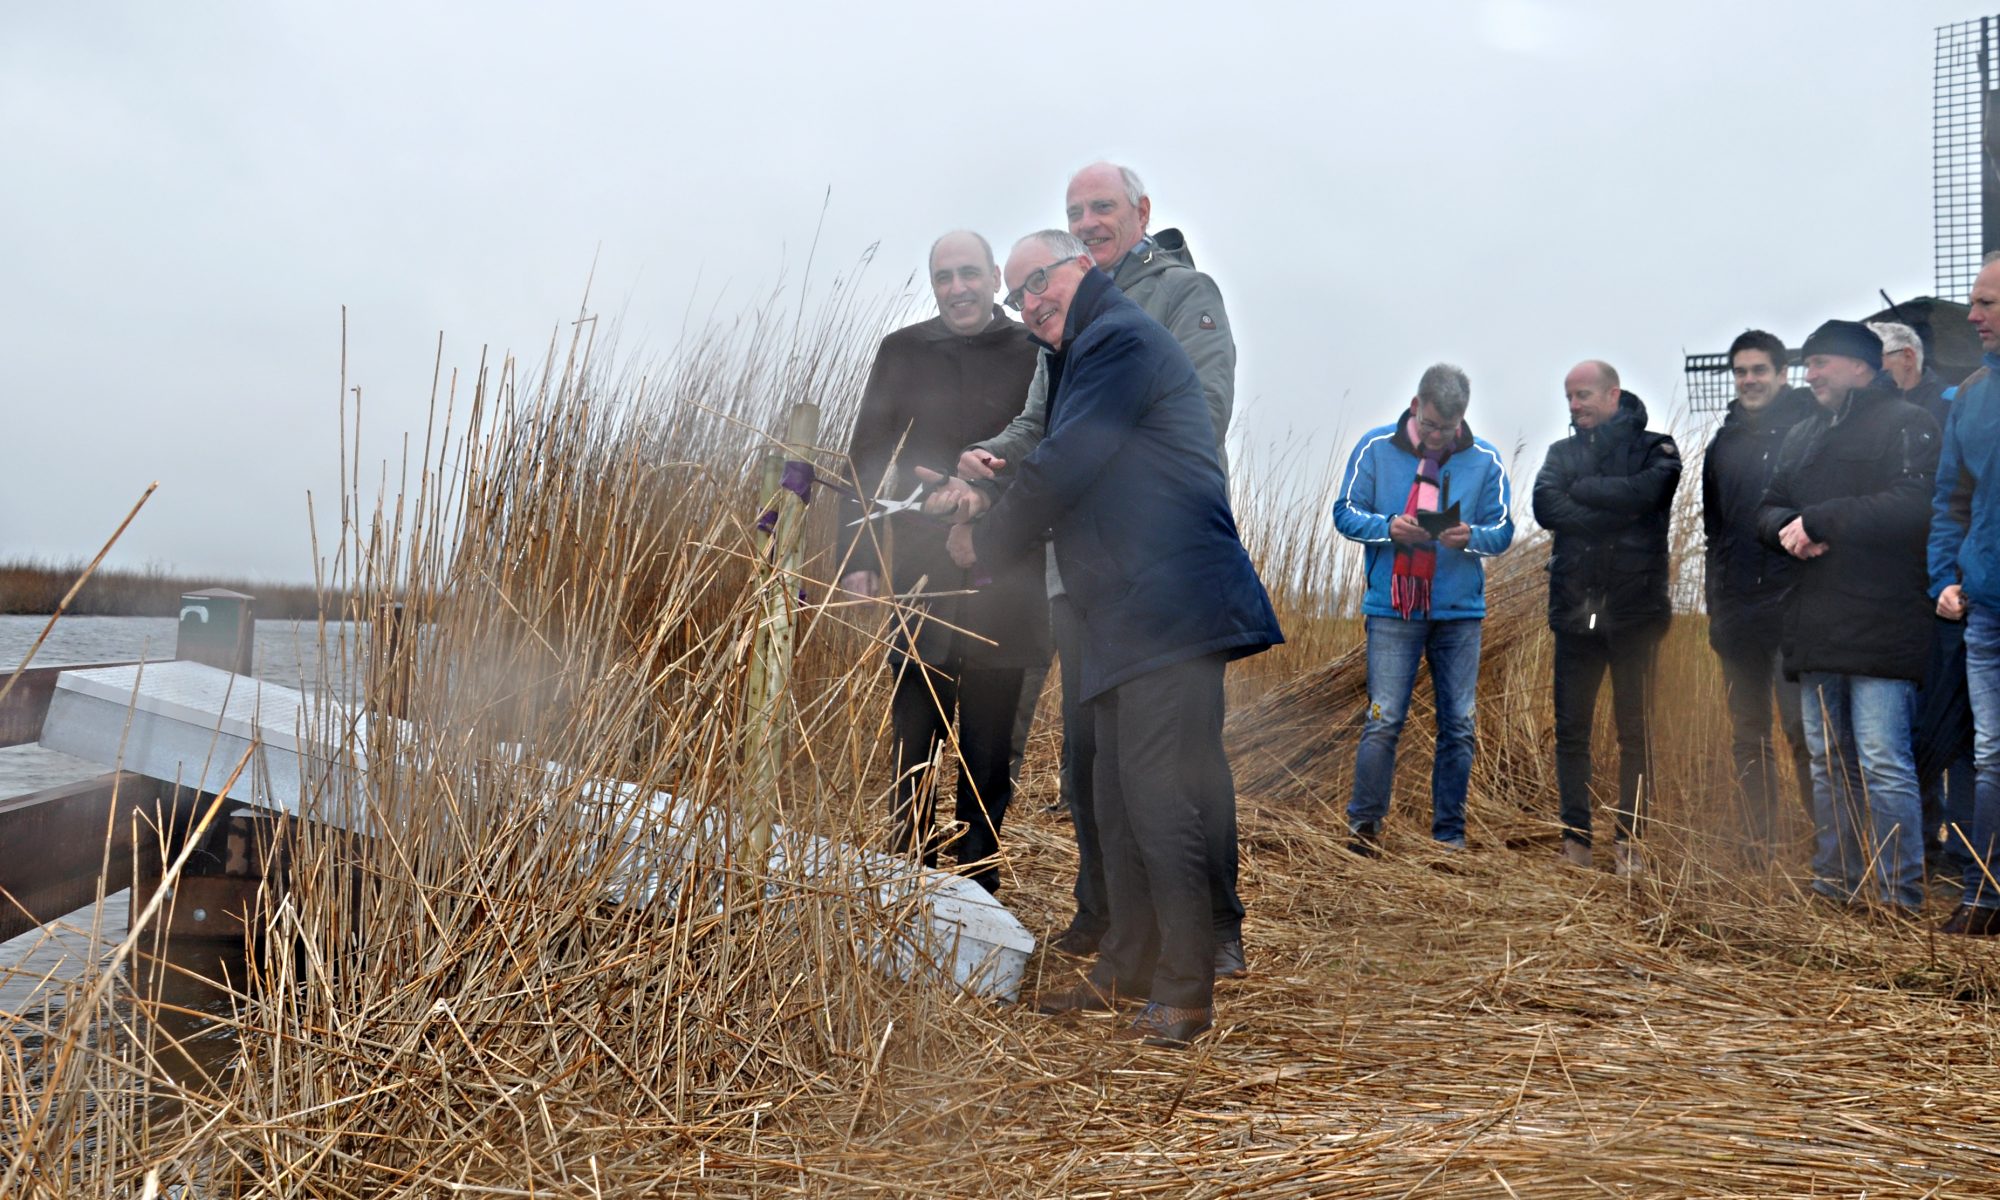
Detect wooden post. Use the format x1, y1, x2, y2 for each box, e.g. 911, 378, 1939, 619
0, 771, 165, 943
741, 403, 820, 863
370, 600, 412, 719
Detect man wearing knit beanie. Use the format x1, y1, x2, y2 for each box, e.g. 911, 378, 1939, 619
1797, 319, 1884, 371
1756, 318, 1942, 916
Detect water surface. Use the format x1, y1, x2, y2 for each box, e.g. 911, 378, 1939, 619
0, 615, 357, 1020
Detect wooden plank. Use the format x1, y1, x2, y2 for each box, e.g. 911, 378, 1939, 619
0, 661, 138, 747
0, 770, 167, 943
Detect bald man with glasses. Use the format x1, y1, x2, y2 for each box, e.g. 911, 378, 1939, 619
935, 229, 1278, 1046
950, 162, 1244, 978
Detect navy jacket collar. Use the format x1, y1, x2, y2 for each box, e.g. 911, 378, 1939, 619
1028, 265, 1119, 355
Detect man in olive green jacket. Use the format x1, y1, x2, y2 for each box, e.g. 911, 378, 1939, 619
955, 161, 1242, 974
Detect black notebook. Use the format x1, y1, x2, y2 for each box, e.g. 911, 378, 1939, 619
1413, 476, 1457, 538
1414, 502, 1461, 539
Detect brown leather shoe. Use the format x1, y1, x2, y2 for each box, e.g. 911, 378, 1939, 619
1036, 980, 1121, 1015
1940, 904, 2000, 936
1049, 924, 1103, 957
1118, 1002, 1214, 1047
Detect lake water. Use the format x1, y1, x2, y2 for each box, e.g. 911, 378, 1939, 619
0, 614, 361, 691
0, 615, 361, 1034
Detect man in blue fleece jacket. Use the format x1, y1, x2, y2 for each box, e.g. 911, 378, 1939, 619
1932, 252, 2000, 936
1333, 363, 1516, 853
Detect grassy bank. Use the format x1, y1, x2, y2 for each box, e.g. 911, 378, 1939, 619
3, 297, 1998, 1197
0, 559, 327, 620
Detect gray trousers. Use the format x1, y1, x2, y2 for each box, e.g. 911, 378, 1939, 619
1058, 596, 1243, 942
1086, 652, 1233, 1010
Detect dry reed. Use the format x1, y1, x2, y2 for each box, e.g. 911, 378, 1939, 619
3, 302, 1999, 1197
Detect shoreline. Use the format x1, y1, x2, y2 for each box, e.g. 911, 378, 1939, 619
0, 560, 329, 621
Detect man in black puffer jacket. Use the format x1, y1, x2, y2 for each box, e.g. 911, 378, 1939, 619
1703, 329, 1821, 855
1756, 319, 1940, 915
1532, 361, 1683, 875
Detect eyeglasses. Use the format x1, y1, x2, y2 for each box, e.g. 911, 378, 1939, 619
1003, 258, 1082, 311
1416, 416, 1457, 437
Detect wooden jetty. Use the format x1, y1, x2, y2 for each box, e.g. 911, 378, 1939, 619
0, 589, 1036, 1000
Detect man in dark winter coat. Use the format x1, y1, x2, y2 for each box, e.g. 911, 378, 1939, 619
953, 161, 1244, 975
1532, 361, 1683, 876
1703, 329, 1819, 856
839, 230, 1048, 894
1757, 319, 1940, 915
944, 229, 1280, 1047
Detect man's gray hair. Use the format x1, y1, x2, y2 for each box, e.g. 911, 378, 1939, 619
1868, 320, 1923, 366
1015, 229, 1090, 262
1113, 164, 1146, 206
1417, 363, 1472, 421
1984, 249, 2000, 266
1072, 161, 1147, 206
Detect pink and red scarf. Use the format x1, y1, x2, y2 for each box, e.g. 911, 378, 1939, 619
1390, 414, 1456, 619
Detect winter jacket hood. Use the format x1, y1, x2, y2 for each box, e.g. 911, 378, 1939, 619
1106, 228, 1236, 471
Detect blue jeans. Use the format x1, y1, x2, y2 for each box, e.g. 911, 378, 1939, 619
1962, 604, 2000, 908
1348, 615, 1482, 842
1799, 672, 1925, 910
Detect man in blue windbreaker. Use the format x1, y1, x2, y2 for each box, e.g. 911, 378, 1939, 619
1333, 364, 1516, 853
1932, 251, 2000, 936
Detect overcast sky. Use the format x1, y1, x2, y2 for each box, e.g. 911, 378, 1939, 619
2, 0, 1988, 581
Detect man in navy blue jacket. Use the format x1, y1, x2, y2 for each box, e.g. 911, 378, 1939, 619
941, 229, 1282, 1046
1332, 363, 1515, 853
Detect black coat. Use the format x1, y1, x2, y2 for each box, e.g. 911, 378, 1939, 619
1898, 366, 1948, 429
1531, 392, 1683, 636
1702, 386, 1820, 653
841, 310, 1049, 669
1754, 385, 1941, 681
971, 267, 1282, 701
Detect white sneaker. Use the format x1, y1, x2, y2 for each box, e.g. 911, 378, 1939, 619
1613, 842, 1645, 877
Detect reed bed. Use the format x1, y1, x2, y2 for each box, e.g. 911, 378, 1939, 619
4, 296, 2000, 1196
0, 559, 327, 619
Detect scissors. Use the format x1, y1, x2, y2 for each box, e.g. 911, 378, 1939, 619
847, 483, 935, 526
